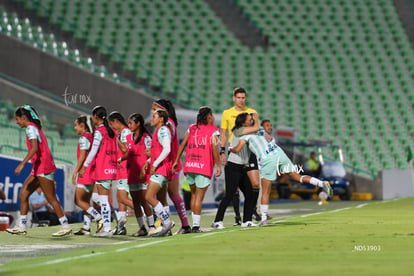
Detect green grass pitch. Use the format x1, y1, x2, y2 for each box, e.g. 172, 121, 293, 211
1, 198, 413, 275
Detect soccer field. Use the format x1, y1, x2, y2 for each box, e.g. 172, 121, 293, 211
1, 198, 413, 275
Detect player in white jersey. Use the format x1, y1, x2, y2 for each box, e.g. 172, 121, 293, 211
229, 114, 333, 226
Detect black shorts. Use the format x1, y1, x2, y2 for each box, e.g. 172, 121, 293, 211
246, 153, 259, 171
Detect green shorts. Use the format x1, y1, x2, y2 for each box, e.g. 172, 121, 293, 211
116, 179, 130, 192
185, 173, 211, 189
95, 180, 112, 190
129, 183, 148, 192
149, 174, 169, 188
260, 151, 295, 181
76, 183, 94, 193
37, 172, 55, 181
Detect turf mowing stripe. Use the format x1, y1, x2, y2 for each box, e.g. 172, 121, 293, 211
115, 240, 169, 252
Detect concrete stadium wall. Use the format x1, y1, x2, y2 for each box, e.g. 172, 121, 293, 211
0, 78, 82, 126
0, 33, 155, 118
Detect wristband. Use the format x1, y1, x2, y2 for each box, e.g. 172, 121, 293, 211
220, 147, 225, 155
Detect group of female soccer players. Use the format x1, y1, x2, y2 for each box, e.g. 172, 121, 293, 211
6, 99, 333, 237
7, 100, 221, 237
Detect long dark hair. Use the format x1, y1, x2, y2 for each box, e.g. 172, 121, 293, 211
92, 105, 115, 138
155, 109, 169, 126
108, 111, 128, 127
154, 99, 178, 127
129, 113, 150, 144
76, 115, 92, 133
232, 112, 249, 132
196, 106, 212, 127
15, 105, 42, 129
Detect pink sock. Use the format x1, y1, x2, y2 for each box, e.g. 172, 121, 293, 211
171, 195, 189, 227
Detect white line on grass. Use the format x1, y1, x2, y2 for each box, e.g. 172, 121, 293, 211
193, 229, 237, 238
356, 203, 368, 208
44, 252, 105, 265
116, 240, 169, 252
300, 212, 323, 218
328, 207, 352, 213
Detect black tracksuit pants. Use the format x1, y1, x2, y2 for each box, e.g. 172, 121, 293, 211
214, 161, 254, 223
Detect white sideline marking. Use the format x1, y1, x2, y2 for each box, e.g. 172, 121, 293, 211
193, 229, 237, 238
329, 207, 351, 213
44, 252, 105, 265
116, 240, 168, 252
0, 244, 80, 253
300, 212, 323, 218
356, 203, 368, 208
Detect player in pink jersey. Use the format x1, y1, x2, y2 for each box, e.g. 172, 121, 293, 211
108, 111, 135, 235
152, 99, 191, 234
118, 113, 157, 236
72, 115, 103, 235
6, 105, 71, 237
79, 106, 117, 237
143, 109, 174, 237
173, 107, 221, 232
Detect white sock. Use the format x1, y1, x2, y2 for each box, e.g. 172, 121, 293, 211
155, 202, 171, 225
86, 207, 101, 221
92, 192, 99, 205
260, 205, 268, 222
19, 214, 27, 229
309, 177, 323, 187
83, 214, 91, 230
192, 213, 201, 227
136, 216, 145, 228
163, 205, 170, 216
147, 215, 155, 227
59, 216, 70, 229
118, 211, 126, 225
115, 209, 121, 222
98, 195, 111, 232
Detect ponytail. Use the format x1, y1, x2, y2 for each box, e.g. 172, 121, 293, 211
92, 105, 115, 138
196, 106, 212, 127
153, 99, 178, 127
129, 113, 150, 144
108, 111, 128, 127
15, 105, 42, 129
76, 115, 91, 133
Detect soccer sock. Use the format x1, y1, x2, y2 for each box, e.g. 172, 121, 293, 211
260, 205, 268, 222
98, 195, 111, 232
163, 205, 171, 216
86, 207, 102, 221
59, 216, 70, 229
19, 214, 27, 229
92, 192, 99, 205
147, 215, 155, 227
83, 214, 91, 230
118, 211, 127, 225
192, 212, 201, 227
155, 202, 171, 226
136, 216, 145, 228
171, 194, 189, 227
309, 177, 323, 187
